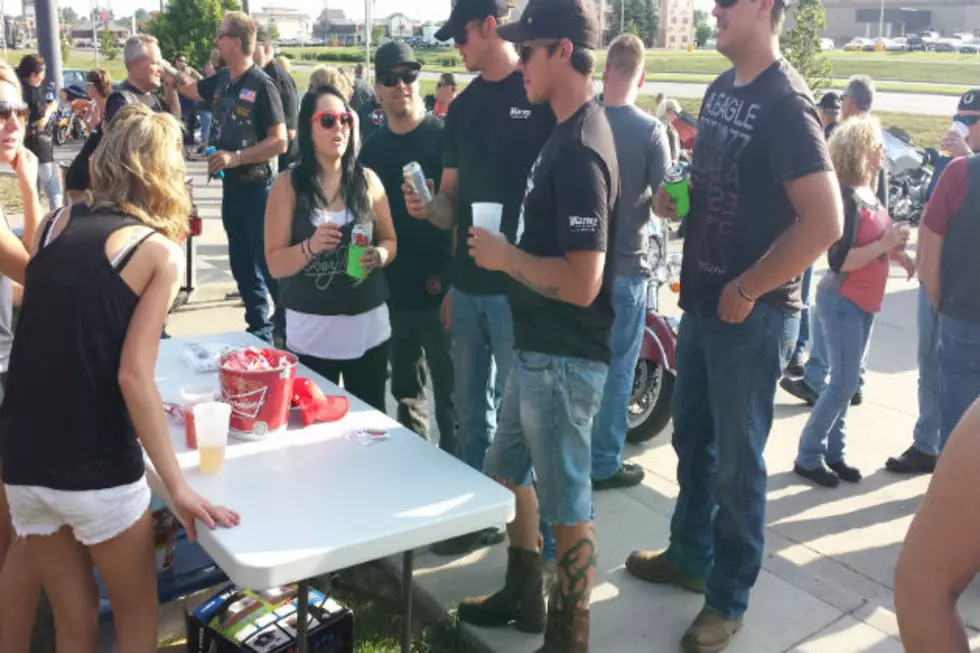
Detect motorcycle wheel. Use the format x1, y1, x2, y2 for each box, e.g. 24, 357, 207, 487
626, 359, 674, 444
54, 125, 68, 146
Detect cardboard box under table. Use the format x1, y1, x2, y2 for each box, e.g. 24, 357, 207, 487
149, 332, 515, 653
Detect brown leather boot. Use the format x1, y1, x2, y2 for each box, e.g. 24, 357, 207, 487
458, 547, 546, 633
533, 597, 590, 653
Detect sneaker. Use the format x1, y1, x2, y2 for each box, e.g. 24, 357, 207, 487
885, 446, 938, 475
850, 388, 864, 406
785, 354, 805, 378
432, 527, 506, 556
593, 462, 645, 491
681, 609, 744, 653
793, 463, 840, 488
780, 377, 819, 406
625, 550, 706, 594
828, 461, 862, 483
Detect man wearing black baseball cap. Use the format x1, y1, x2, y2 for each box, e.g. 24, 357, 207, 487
904, 90, 980, 474
404, 0, 555, 558
818, 91, 842, 138
255, 25, 299, 171
625, 0, 843, 649
463, 0, 617, 650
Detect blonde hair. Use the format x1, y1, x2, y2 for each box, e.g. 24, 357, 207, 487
0, 61, 22, 95
607, 33, 645, 81
278, 55, 291, 72
89, 104, 191, 242
657, 98, 681, 119
828, 115, 882, 188
309, 65, 352, 99
224, 11, 257, 55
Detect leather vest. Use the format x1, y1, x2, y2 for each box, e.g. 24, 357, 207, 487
278, 197, 389, 317
211, 67, 276, 185
940, 155, 980, 324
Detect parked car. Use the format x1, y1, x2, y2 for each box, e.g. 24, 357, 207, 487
886, 37, 908, 51
62, 68, 87, 90
960, 38, 980, 54
906, 35, 929, 51
843, 38, 870, 51
934, 39, 960, 53
820, 38, 835, 51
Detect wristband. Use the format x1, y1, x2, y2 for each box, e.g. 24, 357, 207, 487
735, 277, 757, 303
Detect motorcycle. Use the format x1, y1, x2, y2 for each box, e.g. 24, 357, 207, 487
627, 218, 682, 444
882, 127, 934, 226
52, 85, 91, 146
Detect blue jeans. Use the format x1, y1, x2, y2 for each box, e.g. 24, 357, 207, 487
938, 313, 980, 447
796, 289, 874, 469
912, 285, 941, 455
451, 290, 514, 472
803, 289, 867, 394
37, 161, 62, 211
666, 303, 798, 619
484, 351, 608, 526
199, 110, 213, 146
591, 275, 647, 480
221, 182, 280, 342
792, 266, 813, 360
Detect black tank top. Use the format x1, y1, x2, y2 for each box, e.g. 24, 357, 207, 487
0, 205, 155, 491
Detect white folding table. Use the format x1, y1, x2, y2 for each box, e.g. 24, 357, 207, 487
148, 332, 515, 653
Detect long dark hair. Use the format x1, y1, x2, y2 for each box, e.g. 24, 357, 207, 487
292, 84, 370, 223
15, 54, 44, 80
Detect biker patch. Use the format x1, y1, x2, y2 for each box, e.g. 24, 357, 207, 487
371, 108, 386, 126
239, 89, 257, 103
233, 106, 250, 118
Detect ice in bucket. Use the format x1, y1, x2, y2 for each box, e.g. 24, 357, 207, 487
193, 402, 231, 475
472, 203, 503, 233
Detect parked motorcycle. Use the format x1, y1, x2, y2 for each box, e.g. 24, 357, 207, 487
627, 219, 681, 444
883, 127, 934, 226
52, 85, 91, 146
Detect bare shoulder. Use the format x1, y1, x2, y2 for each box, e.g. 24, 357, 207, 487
363, 166, 386, 200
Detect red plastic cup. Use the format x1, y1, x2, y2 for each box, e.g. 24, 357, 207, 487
180, 385, 216, 449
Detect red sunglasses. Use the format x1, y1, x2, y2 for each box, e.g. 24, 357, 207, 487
310, 111, 354, 130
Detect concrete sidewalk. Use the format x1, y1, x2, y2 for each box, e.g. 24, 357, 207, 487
94, 151, 980, 652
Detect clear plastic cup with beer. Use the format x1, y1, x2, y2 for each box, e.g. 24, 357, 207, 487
193, 402, 231, 475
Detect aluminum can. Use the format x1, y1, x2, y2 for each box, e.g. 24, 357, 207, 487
351, 223, 373, 248
403, 161, 433, 205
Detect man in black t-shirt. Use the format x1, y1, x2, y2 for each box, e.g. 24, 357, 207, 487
405, 0, 554, 558
254, 27, 299, 171
460, 2, 615, 648
624, 0, 843, 649
18, 55, 60, 210
358, 42, 455, 454
168, 11, 287, 343
65, 35, 180, 196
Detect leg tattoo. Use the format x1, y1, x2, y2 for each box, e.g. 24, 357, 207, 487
555, 529, 597, 611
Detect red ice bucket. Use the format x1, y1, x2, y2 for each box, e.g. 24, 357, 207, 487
218, 349, 298, 440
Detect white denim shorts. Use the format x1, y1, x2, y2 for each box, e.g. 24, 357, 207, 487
5, 477, 152, 547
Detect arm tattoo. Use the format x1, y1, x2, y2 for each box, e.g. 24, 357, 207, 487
554, 532, 597, 610
512, 270, 560, 301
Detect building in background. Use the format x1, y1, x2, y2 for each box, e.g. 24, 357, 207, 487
659, 0, 693, 48
384, 12, 417, 40
252, 5, 313, 41
804, 0, 980, 42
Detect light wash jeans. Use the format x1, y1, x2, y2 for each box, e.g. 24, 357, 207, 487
912, 285, 941, 455
792, 265, 813, 360
666, 302, 798, 619
199, 110, 213, 146
796, 289, 874, 470
591, 274, 647, 480
37, 161, 62, 211
450, 290, 514, 472
939, 313, 980, 447
803, 286, 867, 394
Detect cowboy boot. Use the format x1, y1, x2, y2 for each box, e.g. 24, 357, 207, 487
458, 547, 546, 633
533, 593, 590, 653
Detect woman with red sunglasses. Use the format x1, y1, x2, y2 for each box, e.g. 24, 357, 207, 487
266, 84, 397, 411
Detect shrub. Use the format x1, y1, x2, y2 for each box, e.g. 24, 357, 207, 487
439, 54, 461, 67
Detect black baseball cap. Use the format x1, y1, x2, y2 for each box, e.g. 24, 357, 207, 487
958, 89, 980, 112
435, 0, 511, 43
374, 41, 421, 74
497, 0, 601, 51
818, 91, 842, 112
256, 25, 270, 43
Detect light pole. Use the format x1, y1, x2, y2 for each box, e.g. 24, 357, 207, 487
364, 0, 371, 82
92, 2, 99, 66
621, 0, 624, 33
878, 0, 885, 38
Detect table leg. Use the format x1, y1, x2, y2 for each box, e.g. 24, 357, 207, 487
401, 550, 413, 653
297, 579, 310, 653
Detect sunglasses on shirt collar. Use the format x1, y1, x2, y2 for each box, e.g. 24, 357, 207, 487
378, 70, 419, 88
310, 111, 354, 130
0, 101, 29, 123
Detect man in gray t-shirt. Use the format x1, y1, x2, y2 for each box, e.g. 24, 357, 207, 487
592, 34, 670, 489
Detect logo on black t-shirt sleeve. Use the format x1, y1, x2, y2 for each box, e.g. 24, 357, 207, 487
510, 107, 531, 120
569, 216, 599, 234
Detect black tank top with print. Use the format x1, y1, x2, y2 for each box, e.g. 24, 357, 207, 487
0, 204, 155, 491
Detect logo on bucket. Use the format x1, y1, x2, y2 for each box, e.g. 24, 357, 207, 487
222, 381, 269, 420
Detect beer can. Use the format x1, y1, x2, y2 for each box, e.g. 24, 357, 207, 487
403, 161, 433, 205
664, 162, 689, 185
351, 223, 373, 248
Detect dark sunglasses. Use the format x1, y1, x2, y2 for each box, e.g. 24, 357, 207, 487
519, 41, 560, 63
955, 115, 980, 127
310, 111, 354, 130
378, 70, 419, 88
0, 101, 29, 123
715, 0, 739, 7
